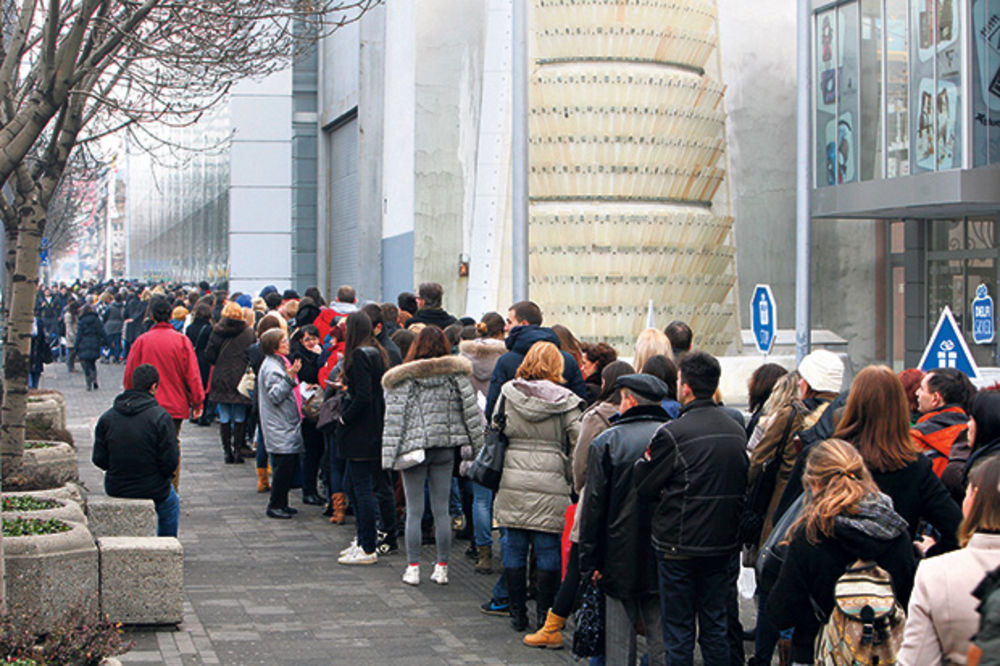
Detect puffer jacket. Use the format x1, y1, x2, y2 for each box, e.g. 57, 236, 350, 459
494, 378, 584, 534
578, 404, 671, 600
458, 338, 506, 398
381, 355, 484, 470
256, 355, 303, 455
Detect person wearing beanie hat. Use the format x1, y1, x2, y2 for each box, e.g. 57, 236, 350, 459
235, 294, 252, 309
170, 306, 189, 332
545, 372, 671, 656
797, 349, 844, 394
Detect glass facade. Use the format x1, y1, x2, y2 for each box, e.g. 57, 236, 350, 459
815, 0, 972, 185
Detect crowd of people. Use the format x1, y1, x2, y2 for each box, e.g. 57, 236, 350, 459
30, 276, 1000, 664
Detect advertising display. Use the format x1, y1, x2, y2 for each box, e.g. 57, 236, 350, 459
911, 0, 962, 173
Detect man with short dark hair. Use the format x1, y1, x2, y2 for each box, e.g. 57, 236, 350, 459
405, 281, 458, 329
330, 285, 359, 319
93, 364, 181, 537
664, 320, 693, 354
635, 351, 748, 665
380, 303, 400, 335
913, 367, 975, 502
123, 296, 204, 489
360, 303, 402, 366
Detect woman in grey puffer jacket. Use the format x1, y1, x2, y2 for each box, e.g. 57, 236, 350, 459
257, 328, 304, 520
496, 341, 583, 632
382, 327, 483, 586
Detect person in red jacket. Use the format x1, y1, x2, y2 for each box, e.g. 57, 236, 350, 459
123, 296, 204, 489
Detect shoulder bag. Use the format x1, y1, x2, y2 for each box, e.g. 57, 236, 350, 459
468, 395, 508, 491
738, 406, 799, 548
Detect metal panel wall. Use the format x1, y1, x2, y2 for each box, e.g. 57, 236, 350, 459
325, 115, 360, 294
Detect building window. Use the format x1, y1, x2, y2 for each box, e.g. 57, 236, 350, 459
972, 0, 1000, 165
911, 0, 963, 173
816, 3, 861, 187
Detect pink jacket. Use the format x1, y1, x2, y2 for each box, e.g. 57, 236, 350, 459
123, 323, 205, 419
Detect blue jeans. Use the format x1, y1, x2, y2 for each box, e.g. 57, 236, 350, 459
156, 487, 180, 537
472, 482, 493, 547
656, 553, 735, 666
345, 459, 391, 554
28, 372, 40, 389
449, 477, 463, 517
501, 528, 561, 572
216, 402, 248, 424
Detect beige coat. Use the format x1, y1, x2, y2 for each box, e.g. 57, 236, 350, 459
899, 533, 1000, 665
494, 378, 584, 534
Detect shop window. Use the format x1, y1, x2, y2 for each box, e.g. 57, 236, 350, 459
972, 0, 1000, 165
911, 0, 963, 173
861, 0, 884, 180
816, 3, 861, 186
886, 0, 910, 177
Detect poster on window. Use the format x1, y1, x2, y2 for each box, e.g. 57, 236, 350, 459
912, 0, 963, 172
917, 0, 958, 61
825, 114, 855, 184
916, 78, 958, 170
972, 0, 1000, 165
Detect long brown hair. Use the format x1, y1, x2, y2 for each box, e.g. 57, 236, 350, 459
793, 438, 880, 544
404, 326, 450, 362
960, 457, 1000, 547
833, 365, 917, 473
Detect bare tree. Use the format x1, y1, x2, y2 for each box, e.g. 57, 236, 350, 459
0, 0, 379, 476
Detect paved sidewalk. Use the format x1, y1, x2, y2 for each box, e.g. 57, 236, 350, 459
56, 361, 573, 665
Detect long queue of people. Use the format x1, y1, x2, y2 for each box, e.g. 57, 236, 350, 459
65, 276, 1000, 664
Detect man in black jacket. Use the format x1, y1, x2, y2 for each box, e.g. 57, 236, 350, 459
93, 364, 181, 537
634, 351, 748, 666
404, 282, 458, 330
579, 374, 672, 665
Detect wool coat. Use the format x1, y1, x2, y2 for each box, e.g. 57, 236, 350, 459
493, 378, 583, 535
380, 355, 483, 470
336, 346, 386, 460
75, 311, 109, 361
204, 317, 255, 405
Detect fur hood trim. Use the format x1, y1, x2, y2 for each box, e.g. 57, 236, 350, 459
458, 338, 506, 359
382, 355, 472, 389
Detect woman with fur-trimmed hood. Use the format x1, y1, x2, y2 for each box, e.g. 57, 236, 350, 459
382, 327, 483, 587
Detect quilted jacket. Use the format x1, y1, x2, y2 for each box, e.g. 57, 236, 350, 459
381, 355, 483, 470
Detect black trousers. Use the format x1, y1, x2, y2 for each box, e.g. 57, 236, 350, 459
269, 453, 298, 510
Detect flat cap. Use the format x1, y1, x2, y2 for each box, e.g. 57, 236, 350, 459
614, 374, 671, 402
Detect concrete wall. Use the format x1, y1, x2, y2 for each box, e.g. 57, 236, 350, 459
229, 70, 294, 296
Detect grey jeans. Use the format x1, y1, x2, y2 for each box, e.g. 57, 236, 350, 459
400, 447, 456, 565
605, 594, 665, 666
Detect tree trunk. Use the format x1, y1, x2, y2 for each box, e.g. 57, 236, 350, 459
1, 199, 44, 479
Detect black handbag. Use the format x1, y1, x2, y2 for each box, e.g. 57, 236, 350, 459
316, 390, 348, 433
468, 396, 508, 491
755, 493, 805, 594
571, 579, 606, 659
738, 406, 799, 548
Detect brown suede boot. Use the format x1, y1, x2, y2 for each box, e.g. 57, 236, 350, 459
256, 467, 270, 493
475, 545, 492, 574
329, 492, 347, 524
523, 610, 564, 649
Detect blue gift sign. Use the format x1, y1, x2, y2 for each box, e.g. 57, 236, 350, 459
972, 284, 994, 345
751, 284, 776, 355
919, 306, 981, 380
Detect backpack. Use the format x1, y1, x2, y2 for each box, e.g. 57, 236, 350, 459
813, 560, 906, 666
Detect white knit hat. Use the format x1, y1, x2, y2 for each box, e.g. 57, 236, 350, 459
798, 349, 844, 393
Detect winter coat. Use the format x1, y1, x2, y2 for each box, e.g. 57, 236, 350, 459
912, 404, 971, 504
899, 533, 1000, 665
103, 302, 125, 337
868, 454, 963, 555
123, 296, 146, 345
204, 317, 254, 405
405, 307, 457, 330
458, 338, 506, 398
29, 319, 50, 374
578, 404, 671, 600
256, 355, 303, 455
635, 398, 749, 558
748, 396, 831, 547
63, 311, 78, 348
493, 378, 584, 534
336, 346, 386, 460
380, 355, 484, 470
965, 438, 1000, 486
375, 330, 402, 367
573, 400, 619, 493
74, 311, 109, 361
290, 338, 322, 385
767, 493, 918, 663
92, 390, 179, 503
484, 325, 588, 419
185, 316, 213, 387
123, 322, 205, 419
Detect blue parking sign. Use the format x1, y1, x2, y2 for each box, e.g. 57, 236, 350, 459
751, 284, 776, 354
972, 284, 994, 345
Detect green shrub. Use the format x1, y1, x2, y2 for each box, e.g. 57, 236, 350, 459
1, 497, 59, 512
22, 442, 54, 451
1, 518, 70, 537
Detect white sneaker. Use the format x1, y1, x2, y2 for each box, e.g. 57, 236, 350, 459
339, 538, 358, 556
338, 548, 378, 565
430, 563, 448, 585
402, 564, 420, 585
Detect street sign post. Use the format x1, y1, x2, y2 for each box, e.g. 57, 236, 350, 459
972, 284, 995, 345
751, 284, 777, 355
918, 306, 981, 380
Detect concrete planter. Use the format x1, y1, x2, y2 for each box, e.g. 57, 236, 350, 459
12, 441, 79, 491
6, 482, 86, 508
3, 495, 88, 525
27, 390, 67, 430
3, 519, 99, 625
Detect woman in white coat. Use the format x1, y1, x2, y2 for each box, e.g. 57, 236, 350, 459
900, 456, 1000, 664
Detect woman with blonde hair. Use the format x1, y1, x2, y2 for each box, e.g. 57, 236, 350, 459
832, 365, 962, 555
496, 341, 584, 633
900, 456, 1000, 663
205, 300, 256, 463
768, 439, 916, 664
633, 328, 673, 372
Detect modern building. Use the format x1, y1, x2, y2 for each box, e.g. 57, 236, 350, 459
809, 0, 1000, 369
